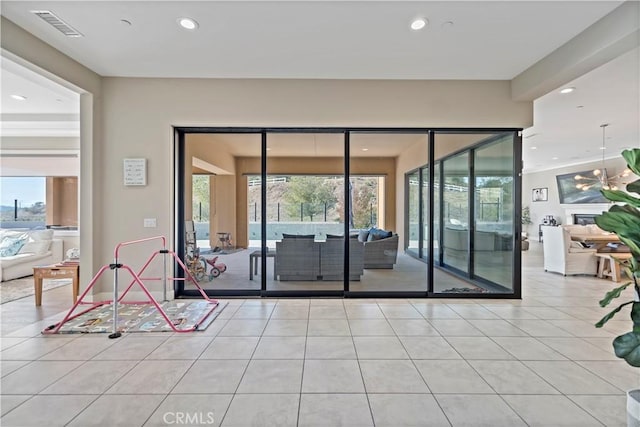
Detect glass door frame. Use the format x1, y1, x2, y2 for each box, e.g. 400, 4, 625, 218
174, 126, 522, 299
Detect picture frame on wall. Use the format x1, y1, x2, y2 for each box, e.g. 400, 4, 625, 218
532, 187, 548, 202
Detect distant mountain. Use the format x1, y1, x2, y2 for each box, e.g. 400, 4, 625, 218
0, 205, 16, 212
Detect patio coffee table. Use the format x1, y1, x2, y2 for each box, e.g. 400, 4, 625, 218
249, 249, 276, 280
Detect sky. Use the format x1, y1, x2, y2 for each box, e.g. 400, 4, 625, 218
0, 177, 46, 207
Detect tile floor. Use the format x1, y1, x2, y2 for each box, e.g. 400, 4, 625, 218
1, 241, 638, 426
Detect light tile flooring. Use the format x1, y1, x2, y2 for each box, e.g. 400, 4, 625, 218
1, 241, 639, 426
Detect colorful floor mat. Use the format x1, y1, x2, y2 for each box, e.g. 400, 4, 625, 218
48, 300, 227, 334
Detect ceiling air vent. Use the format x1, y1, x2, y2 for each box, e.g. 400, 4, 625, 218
31, 10, 83, 37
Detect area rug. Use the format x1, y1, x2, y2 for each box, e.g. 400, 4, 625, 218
48, 300, 227, 334
200, 247, 244, 256
441, 286, 488, 293
1, 277, 72, 304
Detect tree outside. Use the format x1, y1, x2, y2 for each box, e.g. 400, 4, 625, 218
192, 175, 210, 222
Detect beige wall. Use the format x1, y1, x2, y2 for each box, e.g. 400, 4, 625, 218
46, 177, 78, 227
2, 17, 534, 296
1, 17, 102, 288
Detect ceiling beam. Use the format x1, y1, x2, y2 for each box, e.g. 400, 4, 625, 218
511, 1, 639, 101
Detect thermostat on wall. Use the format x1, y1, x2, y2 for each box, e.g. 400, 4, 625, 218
123, 158, 146, 186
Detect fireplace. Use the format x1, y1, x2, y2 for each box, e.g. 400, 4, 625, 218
573, 214, 597, 225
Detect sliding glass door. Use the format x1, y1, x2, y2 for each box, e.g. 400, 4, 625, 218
265, 132, 345, 294
177, 127, 521, 299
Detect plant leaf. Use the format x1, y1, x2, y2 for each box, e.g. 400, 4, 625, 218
622, 149, 640, 177
601, 189, 640, 208
613, 332, 640, 367
631, 301, 640, 325
598, 282, 632, 307
628, 179, 640, 195
595, 301, 634, 327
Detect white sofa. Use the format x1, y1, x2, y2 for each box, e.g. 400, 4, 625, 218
0, 229, 63, 282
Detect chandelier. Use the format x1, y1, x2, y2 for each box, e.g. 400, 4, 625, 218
574, 124, 631, 191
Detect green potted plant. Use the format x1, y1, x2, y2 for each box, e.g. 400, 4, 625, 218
593, 148, 640, 425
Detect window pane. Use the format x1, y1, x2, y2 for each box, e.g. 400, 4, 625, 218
474, 135, 514, 290
0, 177, 46, 228
407, 171, 420, 256
442, 152, 469, 273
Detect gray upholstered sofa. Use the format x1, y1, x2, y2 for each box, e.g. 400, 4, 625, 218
275, 238, 320, 281
363, 234, 398, 269
274, 236, 366, 281
320, 238, 364, 280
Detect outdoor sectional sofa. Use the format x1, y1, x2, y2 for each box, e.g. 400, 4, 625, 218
275, 237, 364, 281
274, 229, 398, 281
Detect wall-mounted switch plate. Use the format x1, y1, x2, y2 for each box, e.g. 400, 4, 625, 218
143, 218, 157, 228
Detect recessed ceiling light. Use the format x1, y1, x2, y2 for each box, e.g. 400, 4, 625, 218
576, 105, 584, 109
552, 157, 559, 160
411, 18, 427, 30
600, 146, 607, 150
441, 21, 454, 29
361, 148, 369, 152
178, 17, 198, 30
11, 95, 27, 101
530, 146, 537, 150
560, 87, 575, 94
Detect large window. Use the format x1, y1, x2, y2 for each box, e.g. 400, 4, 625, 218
406, 132, 520, 295
0, 177, 46, 228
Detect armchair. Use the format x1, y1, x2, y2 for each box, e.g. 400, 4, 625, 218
363, 234, 398, 269
542, 226, 597, 276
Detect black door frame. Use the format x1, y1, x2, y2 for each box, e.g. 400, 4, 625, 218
174, 126, 522, 299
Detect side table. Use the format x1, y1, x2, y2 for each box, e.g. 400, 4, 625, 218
249, 250, 276, 280
33, 264, 80, 306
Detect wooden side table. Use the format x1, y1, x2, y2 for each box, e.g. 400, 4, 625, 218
595, 253, 632, 282
32, 264, 80, 306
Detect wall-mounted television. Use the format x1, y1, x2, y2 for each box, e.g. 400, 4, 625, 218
556, 170, 609, 204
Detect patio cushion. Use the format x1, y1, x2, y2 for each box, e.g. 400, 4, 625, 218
367, 228, 393, 241
357, 230, 369, 242
282, 233, 315, 239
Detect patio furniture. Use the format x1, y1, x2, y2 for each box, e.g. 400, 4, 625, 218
363, 234, 398, 269
320, 239, 364, 280
275, 238, 320, 281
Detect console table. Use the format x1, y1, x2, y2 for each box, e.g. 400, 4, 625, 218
33, 264, 79, 306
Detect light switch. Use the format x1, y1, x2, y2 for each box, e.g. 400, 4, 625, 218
144, 218, 157, 228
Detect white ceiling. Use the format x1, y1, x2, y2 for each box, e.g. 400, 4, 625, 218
0, 1, 638, 174
0, 1, 623, 79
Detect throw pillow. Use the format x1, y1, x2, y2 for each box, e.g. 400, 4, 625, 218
26, 229, 54, 241
18, 240, 52, 255
357, 230, 369, 243
367, 228, 393, 241
0, 236, 26, 257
